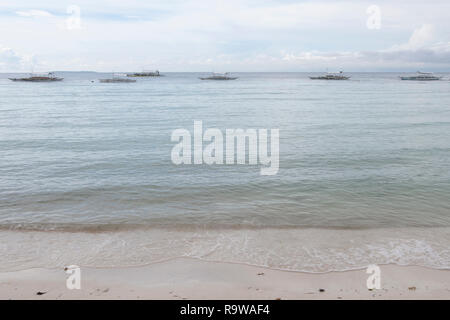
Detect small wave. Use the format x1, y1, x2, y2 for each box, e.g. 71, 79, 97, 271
1, 226, 449, 273
1, 222, 445, 233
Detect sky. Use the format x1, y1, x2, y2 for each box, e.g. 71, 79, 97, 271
0, 0, 449, 72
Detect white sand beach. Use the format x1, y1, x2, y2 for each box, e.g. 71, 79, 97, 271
1, 258, 449, 300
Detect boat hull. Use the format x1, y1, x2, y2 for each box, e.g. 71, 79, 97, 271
9, 78, 63, 82
99, 79, 136, 83
199, 77, 238, 80
400, 77, 440, 81
309, 76, 350, 80
127, 74, 162, 77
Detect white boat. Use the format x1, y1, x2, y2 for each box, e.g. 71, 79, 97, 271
310, 71, 350, 80
99, 73, 136, 83
400, 72, 441, 81
127, 70, 162, 77
199, 72, 238, 80
9, 72, 63, 82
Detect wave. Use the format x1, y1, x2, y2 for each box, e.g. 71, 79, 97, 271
1, 221, 449, 233
1, 226, 449, 273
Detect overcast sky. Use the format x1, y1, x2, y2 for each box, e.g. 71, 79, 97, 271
1, 0, 449, 72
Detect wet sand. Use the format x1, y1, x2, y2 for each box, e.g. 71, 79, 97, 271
1, 258, 449, 299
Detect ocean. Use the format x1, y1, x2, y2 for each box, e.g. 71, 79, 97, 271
0, 72, 449, 272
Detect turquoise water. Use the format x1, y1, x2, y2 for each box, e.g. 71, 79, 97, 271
0, 72, 449, 271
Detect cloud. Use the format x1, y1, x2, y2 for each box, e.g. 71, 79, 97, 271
368, 24, 450, 66
366, 47, 450, 65
1, 1, 450, 71
15, 9, 53, 18
389, 24, 435, 51
282, 51, 355, 62
408, 24, 435, 49
275, 24, 450, 70
0, 46, 34, 70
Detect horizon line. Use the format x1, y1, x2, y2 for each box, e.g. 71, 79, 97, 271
2, 70, 450, 74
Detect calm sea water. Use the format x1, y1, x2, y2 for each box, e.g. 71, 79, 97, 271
0, 72, 449, 272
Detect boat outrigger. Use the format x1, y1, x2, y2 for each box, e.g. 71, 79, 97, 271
400, 72, 441, 81
127, 70, 162, 77
99, 73, 136, 83
199, 72, 238, 80
310, 71, 350, 80
9, 72, 63, 82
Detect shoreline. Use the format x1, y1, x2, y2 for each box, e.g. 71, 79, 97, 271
1, 258, 449, 299
2, 227, 449, 273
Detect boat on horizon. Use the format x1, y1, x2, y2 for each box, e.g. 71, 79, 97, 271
310, 71, 350, 80
127, 70, 162, 77
199, 72, 238, 80
99, 73, 137, 83
400, 72, 441, 81
9, 72, 63, 82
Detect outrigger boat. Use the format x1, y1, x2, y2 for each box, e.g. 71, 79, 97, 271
9, 72, 63, 82
127, 70, 162, 77
99, 73, 136, 83
199, 72, 238, 80
400, 72, 441, 81
310, 71, 350, 80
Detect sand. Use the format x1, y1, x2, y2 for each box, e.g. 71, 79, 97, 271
0, 258, 449, 299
